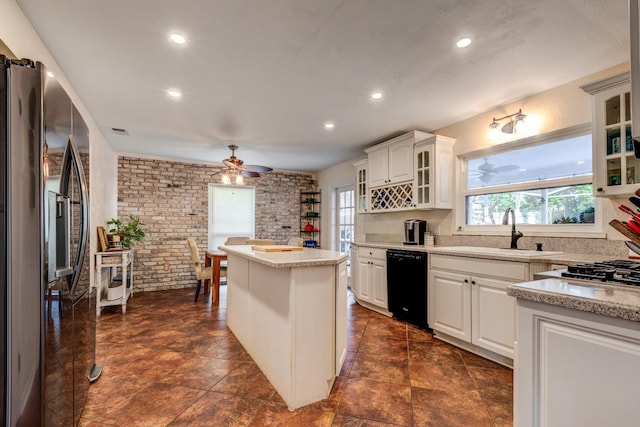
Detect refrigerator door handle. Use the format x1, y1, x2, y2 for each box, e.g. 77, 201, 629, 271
59, 136, 88, 296
54, 195, 73, 278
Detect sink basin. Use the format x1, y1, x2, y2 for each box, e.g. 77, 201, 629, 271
433, 246, 563, 257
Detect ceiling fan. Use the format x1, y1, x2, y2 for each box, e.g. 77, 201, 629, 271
216, 144, 273, 184
470, 158, 520, 183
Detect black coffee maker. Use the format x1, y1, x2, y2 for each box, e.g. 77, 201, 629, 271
403, 219, 427, 245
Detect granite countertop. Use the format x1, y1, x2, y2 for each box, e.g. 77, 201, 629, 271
351, 241, 619, 265
507, 278, 640, 322
219, 245, 348, 269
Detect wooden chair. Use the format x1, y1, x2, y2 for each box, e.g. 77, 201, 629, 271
224, 236, 250, 245
187, 238, 212, 302
287, 237, 304, 246
245, 238, 275, 245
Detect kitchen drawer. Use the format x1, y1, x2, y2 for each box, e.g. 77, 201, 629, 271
358, 246, 387, 260
430, 254, 527, 281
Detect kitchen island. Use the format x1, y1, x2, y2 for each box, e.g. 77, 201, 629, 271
219, 245, 348, 411
508, 278, 640, 427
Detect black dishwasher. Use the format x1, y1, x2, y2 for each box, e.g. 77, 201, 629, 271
386, 249, 429, 330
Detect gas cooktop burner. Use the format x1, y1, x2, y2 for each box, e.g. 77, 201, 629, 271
561, 260, 640, 287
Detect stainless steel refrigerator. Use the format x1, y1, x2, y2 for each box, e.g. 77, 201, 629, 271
1, 55, 101, 426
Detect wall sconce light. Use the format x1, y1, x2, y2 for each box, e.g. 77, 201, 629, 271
489, 109, 527, 139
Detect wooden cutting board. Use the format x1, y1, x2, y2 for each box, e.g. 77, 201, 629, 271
252, 245, 304, 252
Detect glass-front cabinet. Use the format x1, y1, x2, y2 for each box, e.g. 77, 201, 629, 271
353, 159, 368, 213
583, 73, 640, 196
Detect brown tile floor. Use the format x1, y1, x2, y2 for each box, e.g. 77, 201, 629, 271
80, 286, 513, 426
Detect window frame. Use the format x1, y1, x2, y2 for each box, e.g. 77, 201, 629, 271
455, 123, 605, 237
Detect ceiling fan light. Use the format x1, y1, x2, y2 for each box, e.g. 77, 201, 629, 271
221, 172, 231, 184
235, 174, 244, 185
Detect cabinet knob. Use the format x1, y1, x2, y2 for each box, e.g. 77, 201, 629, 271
596, 187, 604, 192
471, 280, 476, 285
464, 279, 469, 283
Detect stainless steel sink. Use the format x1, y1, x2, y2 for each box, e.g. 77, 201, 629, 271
433, 246, 563, 257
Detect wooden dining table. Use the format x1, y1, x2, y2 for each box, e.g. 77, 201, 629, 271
204, 250, 227, 304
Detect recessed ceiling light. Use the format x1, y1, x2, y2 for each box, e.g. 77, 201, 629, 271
371, 91, 383, 100
519, 168, 527, 172
169, 33, 186, 45
46, 71, 54, 78
167, 89, 182, 99
324, 122, 335, 130
456, 37, 472, 48
577, 160, 585, 164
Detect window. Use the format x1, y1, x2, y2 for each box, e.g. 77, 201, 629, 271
336, 186, 354, 253
208, 184, 255, 249
461, 125, 599, 233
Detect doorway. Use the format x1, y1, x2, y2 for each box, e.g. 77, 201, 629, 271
208, 184, 255, 249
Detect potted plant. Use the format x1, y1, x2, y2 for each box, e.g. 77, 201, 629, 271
107, 214, 145, 249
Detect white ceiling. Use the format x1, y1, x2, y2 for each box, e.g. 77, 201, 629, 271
15, 0, 629, 172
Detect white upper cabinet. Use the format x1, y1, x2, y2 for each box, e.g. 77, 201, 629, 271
365, 132, 417, 188
582, 73, 640, 197
413, 135, 455, 209
353, 159, 368, 213
356, 130, 455, 212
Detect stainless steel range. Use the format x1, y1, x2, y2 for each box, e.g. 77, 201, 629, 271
536, 259, 640, 288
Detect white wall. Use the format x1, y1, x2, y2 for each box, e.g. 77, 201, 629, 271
316, 157, 362, 250
1, 0, 119, 284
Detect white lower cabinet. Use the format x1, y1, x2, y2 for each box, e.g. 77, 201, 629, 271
353, 246, 389, 314
515, 299, 640, 427
429, 269, 471, 341
429, 254, 528, 360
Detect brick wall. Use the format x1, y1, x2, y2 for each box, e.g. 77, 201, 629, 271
116, 156, 316, 292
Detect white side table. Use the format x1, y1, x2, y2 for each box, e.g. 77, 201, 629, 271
95, 250, 134, 316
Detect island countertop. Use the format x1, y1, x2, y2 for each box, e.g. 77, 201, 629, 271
219, 245, 348, 269
507, 278, 640, 322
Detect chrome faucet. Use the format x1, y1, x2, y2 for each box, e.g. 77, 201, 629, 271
502, 208, 523, 249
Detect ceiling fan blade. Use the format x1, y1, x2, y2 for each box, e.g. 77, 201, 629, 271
494, 164, 520, 173
243, 165, 273, 173
241, 170, 260, 177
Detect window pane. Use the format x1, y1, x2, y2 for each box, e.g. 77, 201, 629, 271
465, 184, 595, 225
467, 134, 592, 189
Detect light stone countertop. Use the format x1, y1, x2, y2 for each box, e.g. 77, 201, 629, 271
219, 245, 348, 269
351, 241, 620, 265
507, 278, 640, 322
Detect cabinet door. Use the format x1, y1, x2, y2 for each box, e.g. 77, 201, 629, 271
368, 147, 388, 188
428, 269, 471, 342
413, 143, 433, 208
354, 161, 368, 213
591, 82, 640, 196
388, 138, 413, 184
471, 275, 515, 358
371, 259, 387, 308
356, 259, 372, 302
516, 303, 640, 427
